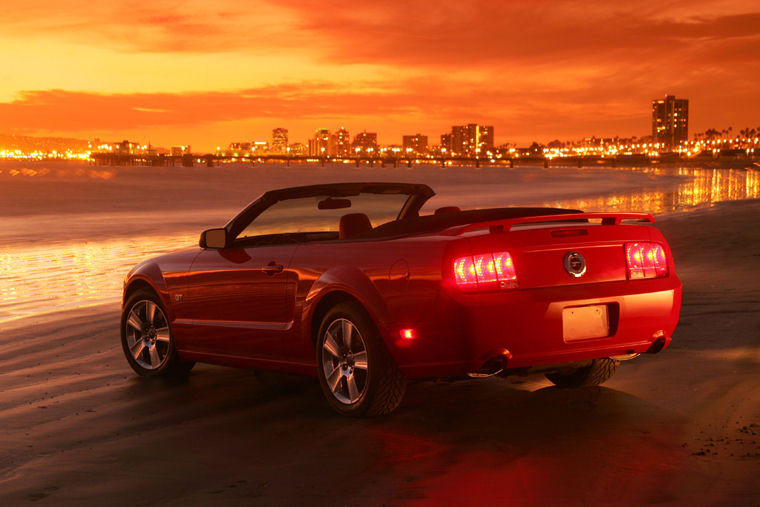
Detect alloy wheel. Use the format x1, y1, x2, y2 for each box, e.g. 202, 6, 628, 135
321, 318, 369, 405
124, 300, 171, 371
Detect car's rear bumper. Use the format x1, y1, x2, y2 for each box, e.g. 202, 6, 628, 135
394, 276, 682, 379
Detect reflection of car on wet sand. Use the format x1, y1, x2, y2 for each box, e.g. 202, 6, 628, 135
120, 182, 682, 416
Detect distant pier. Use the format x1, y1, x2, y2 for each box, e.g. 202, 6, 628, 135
89, 152, 758, 169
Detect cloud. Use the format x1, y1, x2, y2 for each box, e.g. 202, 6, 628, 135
10, 0, 757, 64
271, 0, 760, 67
0, 84, 425, 131
1, 1, 758, 146
0, 74, 654, 140
1, 1, 308, 54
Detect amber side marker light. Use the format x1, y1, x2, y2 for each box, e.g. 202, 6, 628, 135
625, 242, 668, 279
453, 251, 517, 291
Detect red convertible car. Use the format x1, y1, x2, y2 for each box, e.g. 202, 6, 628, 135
121, 182, 681, 416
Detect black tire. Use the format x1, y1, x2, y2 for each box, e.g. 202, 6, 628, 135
545, 358, 618, 387
316, 302, 406, 416
121, 289, 194, 377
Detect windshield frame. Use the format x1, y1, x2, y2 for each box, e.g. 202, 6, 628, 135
225, 182, 434, 242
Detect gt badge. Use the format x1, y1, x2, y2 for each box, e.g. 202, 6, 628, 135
564, 251, 586, 278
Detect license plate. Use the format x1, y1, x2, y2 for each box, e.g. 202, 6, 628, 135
562, 305, 609, 341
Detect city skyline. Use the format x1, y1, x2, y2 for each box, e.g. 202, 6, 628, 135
0, 1, 758, 151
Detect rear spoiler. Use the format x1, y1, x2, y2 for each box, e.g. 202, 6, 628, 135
444, 212, 655, 236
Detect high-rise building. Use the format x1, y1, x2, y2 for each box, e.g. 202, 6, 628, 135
309, 128, 330, 156
652, 95, 688, 147
289, 142, 307, 156
351, 132, 378, 155
449, 124, 494, 156
478, 126, 494, 154
440, 133, 452, 154
272, 128, 288, 153
335, 127, 351, 157
402, 134, 428, 155
450, 126, 468, 156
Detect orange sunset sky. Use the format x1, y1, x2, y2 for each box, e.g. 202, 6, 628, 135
1, 0, 758, 150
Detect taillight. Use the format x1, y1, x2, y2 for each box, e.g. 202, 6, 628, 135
625, 242, 668, 279
453, 251, 517, 291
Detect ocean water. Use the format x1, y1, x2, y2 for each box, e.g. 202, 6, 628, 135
0, 161, 758, 324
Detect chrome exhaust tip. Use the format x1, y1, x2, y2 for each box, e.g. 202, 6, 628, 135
468, 354, 509, 378
610, 351, 640, 361
646, 337, 667, 354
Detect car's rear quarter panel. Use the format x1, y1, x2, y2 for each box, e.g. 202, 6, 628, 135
286, 237, 458, 369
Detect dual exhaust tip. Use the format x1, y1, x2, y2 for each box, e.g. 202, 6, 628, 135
468, 349, 511, 378
468, 334, 669, 378
646, 336, 667, 354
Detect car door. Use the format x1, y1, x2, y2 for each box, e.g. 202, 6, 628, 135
178, 241, 298, 359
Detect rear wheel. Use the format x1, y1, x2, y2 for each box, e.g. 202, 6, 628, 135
545, 358, 618, 387
316, 302, 406, 416
121, 289, 194, 377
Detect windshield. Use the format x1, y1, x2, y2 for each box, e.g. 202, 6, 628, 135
237, 192, 410, 239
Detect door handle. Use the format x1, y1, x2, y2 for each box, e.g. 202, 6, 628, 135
262, 261, 284, 275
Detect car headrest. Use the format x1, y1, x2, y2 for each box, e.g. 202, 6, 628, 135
434, 206, 461, 215
339, 213, 372, 240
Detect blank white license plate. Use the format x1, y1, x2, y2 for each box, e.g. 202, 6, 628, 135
562, 305, 610, 341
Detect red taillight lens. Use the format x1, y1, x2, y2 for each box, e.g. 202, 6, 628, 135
625, 242, 668, 279
473, 254, 498, 288
453, 256, 478, 286
453, 251, 517, 291
493, 251, 517, 285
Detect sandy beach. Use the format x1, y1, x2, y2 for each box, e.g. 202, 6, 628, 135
0, 163, 759, 504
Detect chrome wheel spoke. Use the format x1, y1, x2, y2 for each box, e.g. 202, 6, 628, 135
353, 351, 368, 371
346, 373, 359, 401
148, 344, 161, 367
327, 365, 342, 393
126, 312, 143, 332
145, 301, 157, 325
155, 327, 171, 343
341, 320, 353, 349
130, 338, 145, 360
323, 331, 340, 359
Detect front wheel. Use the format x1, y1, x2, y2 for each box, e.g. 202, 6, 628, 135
545, 358, 618, 387
316, 302, 406, 416
121, 289, 194, 377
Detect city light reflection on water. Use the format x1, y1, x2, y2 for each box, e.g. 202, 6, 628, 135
540, 167, 759, 214
0, 166, 757, 325
0, 235, 197, 324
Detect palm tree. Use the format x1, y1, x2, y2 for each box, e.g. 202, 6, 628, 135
705, 128, 720, 140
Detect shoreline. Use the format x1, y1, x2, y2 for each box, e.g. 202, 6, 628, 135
3, 156, 759, 171
1, 197, 756, 328
1, 197, 757, 328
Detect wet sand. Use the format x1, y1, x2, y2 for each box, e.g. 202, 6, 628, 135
1, 199, 758, 505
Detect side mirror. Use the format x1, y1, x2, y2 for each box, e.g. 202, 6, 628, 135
200, 228, 228, 249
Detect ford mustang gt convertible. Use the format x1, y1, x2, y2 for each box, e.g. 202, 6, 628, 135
121, 182, 681, 416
